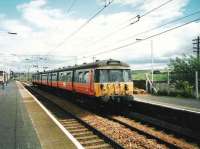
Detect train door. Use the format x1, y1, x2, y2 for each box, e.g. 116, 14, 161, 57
89, 70, 94, 95
51, 73, 57, 87
50, 73, 52, 87
83, 71, 90, 94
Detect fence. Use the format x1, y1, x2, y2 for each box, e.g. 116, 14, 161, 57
133, 71, 200, 99
154, 71, 199, 98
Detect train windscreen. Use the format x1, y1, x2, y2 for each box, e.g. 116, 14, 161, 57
95, 69, 131, 83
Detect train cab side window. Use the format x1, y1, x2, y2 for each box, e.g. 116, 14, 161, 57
94, 70, 99, 82
123, 70, 131, 81
100, 70, 109, 83
83, 71, 89, 83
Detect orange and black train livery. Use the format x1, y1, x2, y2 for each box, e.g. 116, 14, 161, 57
32, 59, 134, 104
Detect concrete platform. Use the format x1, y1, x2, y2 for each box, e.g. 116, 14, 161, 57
0, 81, 81, 149
0, 81, 41, 149
135, 94, 200, 113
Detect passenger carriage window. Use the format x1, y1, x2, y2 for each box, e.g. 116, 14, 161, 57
52, 73, 57, 81
78, 72, 83, 83
48, 73, 51, 82
75, 71, 79, 82
83, 71, 89, 83
59, 72, 65, 81
61, 72, 65, 81
60, 73, 63, 80
66, 72, 72, 82
42, 74, 47, 81
37, 75, 39, 81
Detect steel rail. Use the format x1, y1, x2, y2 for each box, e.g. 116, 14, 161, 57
25, 84, 124, 149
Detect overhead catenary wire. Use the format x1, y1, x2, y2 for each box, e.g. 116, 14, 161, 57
78, 11, 200, 62
139, 0, 174, 18
82, 0, 175, 49
47, 0, 114, 55
65, 0, 77, 14
83, 17, 200, 58
118, 9, 200, 43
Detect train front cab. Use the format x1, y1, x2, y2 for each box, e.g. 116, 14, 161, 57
94, 68, 134, 104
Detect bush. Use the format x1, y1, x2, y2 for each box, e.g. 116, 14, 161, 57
156, 81, 194, 98
175, 80, 193, 97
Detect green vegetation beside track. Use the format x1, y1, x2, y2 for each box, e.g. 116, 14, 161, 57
132, 70, 168, 81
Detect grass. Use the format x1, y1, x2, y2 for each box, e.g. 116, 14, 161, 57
132, 70, 168, 81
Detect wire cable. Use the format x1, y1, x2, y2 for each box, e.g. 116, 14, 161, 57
47, 0, 114, 55
82, 0, 175, 49
84, 17, 200, 58
118, 9, 200, 43
140, 0, 174, 18
65, 0, 77, 14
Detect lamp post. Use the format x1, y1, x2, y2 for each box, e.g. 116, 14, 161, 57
150, 40, 154, 84
136, 38, 154, 84
7, 32, 17, 35
0, 31, 17, 35
25, 58, 31, 81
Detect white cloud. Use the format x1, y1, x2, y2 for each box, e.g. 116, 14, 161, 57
0, 0, 199, 72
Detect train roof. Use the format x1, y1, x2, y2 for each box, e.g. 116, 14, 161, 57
36, 59, 130, 74
74, 59, 129, 69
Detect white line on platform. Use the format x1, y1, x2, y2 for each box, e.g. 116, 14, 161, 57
18, 82, 84, 149
135, 97, 200, 114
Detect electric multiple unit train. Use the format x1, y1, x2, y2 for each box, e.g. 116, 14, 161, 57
32, 59, 134, 103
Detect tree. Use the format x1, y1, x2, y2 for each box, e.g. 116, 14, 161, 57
168, 55, 200, 73
168, 55, 199, 97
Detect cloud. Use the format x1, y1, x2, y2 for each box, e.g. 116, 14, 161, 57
0, 0, 199, 72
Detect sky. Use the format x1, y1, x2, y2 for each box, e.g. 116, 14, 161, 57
0, 0, 200, 72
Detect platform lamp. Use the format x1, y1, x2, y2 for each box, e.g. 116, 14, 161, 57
7, 32, 17, 35
0, 31, 18, 35
25, 58, 32, 81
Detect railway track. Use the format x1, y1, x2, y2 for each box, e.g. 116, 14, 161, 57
57, 116, 115, 149
78, 106, 198, 149
107, 116, 198, 149
25, 84, 123, 149
24, 83, 198, 149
